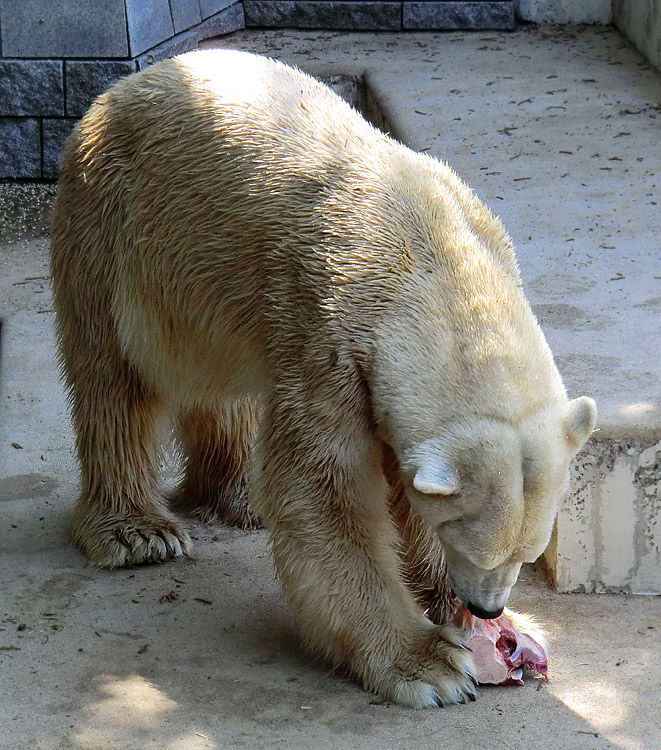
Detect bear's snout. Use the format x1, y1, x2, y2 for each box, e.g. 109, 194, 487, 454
466, 601, 504, 620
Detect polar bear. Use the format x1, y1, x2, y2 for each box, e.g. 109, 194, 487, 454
50, 50, 596, 708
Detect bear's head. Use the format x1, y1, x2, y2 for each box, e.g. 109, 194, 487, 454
397, 397, 597, 618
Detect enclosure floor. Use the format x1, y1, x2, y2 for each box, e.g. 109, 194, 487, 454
1, 25, 659, 750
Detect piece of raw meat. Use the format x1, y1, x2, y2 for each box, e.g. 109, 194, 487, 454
454, 607, 549, 685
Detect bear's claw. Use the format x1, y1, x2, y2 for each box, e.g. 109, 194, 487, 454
387, 624, 479, 708
72, 513, 191, 569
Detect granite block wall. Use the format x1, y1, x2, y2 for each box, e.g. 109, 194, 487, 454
1, 0, 129, 58
403, 2, 515, 30
243, 1, 516, 31
171, 0, 204, 33
0, 1, 245, 178
243, 1, 402, 30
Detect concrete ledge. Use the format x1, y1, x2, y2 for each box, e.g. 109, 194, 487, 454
546, 435, 661, 594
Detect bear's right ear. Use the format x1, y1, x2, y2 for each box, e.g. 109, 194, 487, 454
564, 396, 597, 453
413, 461, 460, 496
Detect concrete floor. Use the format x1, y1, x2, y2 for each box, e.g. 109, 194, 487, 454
1, 25, 660, 750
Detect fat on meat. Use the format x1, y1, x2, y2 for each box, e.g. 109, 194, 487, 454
454, 607, 549, 685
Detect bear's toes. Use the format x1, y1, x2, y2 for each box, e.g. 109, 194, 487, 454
72, 512, 191, 568
388, 624, 478, 709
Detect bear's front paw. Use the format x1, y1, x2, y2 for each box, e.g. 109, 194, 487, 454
386, 623, 478, 708
72, 511, 191, 569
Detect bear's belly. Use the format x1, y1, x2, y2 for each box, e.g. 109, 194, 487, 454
113, 283, 269, 404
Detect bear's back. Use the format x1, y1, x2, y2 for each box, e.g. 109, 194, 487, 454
69, 50, 387, 192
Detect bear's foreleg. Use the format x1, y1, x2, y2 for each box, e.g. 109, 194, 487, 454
389, 486, 458, 626
171, 400, 260, 528
255, 405, 477, 708
384, 448, 457, 625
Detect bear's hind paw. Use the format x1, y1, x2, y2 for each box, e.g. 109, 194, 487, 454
169, 484, 261, 529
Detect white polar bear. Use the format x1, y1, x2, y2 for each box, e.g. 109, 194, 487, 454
50, 49, 596, 708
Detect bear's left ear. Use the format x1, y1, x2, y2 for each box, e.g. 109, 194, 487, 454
564, 396, 597, 453
413, 461, 460, 496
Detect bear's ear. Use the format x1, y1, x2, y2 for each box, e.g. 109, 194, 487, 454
564, 396, 597, 453
413, 462, 460, 496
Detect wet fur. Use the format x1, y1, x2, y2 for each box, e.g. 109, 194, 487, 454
50, 50, 592, 708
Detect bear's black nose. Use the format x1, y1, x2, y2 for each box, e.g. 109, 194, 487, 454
467, 602, 504, 620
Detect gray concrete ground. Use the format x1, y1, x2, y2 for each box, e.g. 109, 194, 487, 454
1, 25, 659, 750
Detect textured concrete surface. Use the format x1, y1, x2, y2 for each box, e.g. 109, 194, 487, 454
1, 26, 660, 750
0, 0, 129, 58
558, 435, 660, 594
518, 0, 611, 25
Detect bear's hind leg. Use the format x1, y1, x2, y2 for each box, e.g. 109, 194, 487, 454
171, 400, 259, 528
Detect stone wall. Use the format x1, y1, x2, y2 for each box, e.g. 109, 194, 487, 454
243, 2, 515, 31
545, 436, 661, 594
0, 1, 245, 179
